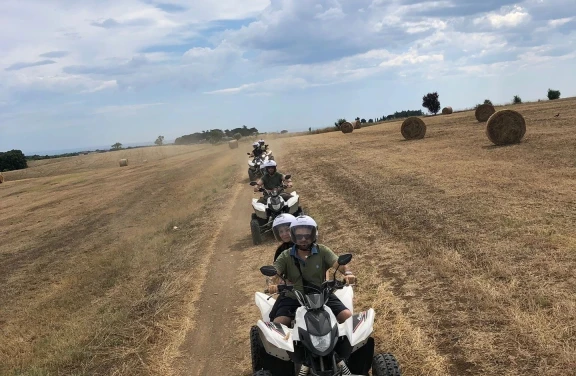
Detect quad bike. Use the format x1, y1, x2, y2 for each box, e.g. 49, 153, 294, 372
248, 153, 270, 181
249, 177, 303, 245
251, 254, 402, 376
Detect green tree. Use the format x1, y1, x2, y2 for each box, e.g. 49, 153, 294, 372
513, 95, 522, 104
547, 88, 561, 100
484, 99, 493, 105
111, 142, 123, 150
0, 149, 28, 171
422, 92, 441, 115
334, 118, 347, 128
154, 135, 164, 145
233, 133, 242, 140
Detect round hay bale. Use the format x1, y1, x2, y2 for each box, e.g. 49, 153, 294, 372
353, 120, 362, 129
400, 117, 426, 140
442, 106, 453, 115
119, 159, 128, 167
340, 121, 354, 134
485, 109, 526, 146
475, 104, 495, 122
228, 139, 239, 149
0, 173, 4, 184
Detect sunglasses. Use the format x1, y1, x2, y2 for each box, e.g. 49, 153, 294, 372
294, 234, 312, 240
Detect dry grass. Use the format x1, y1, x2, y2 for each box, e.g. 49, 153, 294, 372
233, 97, 576, 375
0, 144, 242, 375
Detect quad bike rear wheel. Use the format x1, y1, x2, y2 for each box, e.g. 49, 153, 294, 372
372, 353, 401, 376
251, 218, 263, 245
248, 168, 256, 182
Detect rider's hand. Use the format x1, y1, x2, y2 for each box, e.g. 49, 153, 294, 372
285, 181, 293, 188
268, 285, 279, 294
343, 274, 356, 285
253, 186, 260, 192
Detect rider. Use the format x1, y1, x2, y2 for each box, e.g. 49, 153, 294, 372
249, 141, 264, 158
254, 160, 293, 204
272, 213, 296, 262
267, 215, 356, 326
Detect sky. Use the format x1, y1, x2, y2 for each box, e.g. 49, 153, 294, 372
0, 0, 575, 154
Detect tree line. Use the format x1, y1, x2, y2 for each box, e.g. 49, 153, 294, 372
174, 125, 259, 145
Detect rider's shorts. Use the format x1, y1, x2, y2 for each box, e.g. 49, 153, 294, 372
270, 293, 348, 321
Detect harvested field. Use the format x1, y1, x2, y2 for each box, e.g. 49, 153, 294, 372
2, 97, 576, 376
0, 144, 245, 375
231, 98, 576, 376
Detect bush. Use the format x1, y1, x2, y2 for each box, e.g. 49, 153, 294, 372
547, 89, 561, 100
334, 118, 347, 128
484, 99, 493, 105
233, 133, 242, 140
368, 119, 373, 123
513, 95, 522, 104
360, 118, 366, 123
422, 92, 441, 115
0, 149, 28, 171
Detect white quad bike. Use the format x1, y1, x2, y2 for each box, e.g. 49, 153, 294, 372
248, 153, 270, 181
249, 177, 303, 245
251, 254, 402, 376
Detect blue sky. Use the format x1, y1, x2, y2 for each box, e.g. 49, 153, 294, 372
0, 0, 575, 154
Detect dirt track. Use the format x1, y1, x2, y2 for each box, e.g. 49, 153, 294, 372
171, 167, 255, 375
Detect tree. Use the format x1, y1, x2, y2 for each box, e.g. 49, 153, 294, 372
233, 133, 242, 140
484, 99, 493, 105
513, 95, 522, 104
0, 149, 28, 171
547, 88, 561, 100
154, 135, 164, 146
368, 119, 374, 123
361, 118, 366, 123
208, 129, 224, 143
422, 92, 441, 115
111, 142, 123, 150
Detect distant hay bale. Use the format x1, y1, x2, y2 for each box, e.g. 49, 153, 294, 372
228, 139, 239, 149
401, 117, 426, 140
0, 173, 4, 184
442, 106, 453, 115
475, 104, 495, 122
340, 121, 354, 134
119, 159, 128, 167
485, 110, 526, 146
353, 120, 362, 129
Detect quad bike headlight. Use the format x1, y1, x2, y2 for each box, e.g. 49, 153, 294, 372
309, 333, 332, 353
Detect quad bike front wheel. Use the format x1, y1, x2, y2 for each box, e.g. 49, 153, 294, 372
253, 370, 272, 376
251, 218, 263, 245
251, 326, 266, 373
372, 353, 401, 376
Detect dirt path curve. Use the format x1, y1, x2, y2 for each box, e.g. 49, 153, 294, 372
171, 159, 257, 376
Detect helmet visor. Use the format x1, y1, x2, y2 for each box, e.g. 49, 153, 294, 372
290, 225, 317, 246
273, 222, 292, 242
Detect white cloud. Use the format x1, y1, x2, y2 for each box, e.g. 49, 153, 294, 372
474, 5, 531, 28
92, 102, 166, 114
548, 17, 574, 27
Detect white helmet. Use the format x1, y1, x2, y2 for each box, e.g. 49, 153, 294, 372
290, 215, 318, 244
272, 213, 296, 242
252, 141, 259, 147
258, 139, 265, 145
263, 160, 277, 168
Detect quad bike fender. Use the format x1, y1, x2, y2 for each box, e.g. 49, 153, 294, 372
256, 320, 294, 356
285, 192, 299, 208
255, 292, 276, 322
248, 159, 255, 167
333, 285, 354, 314
251, 199, 268, 219
339, 308, 375, 347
